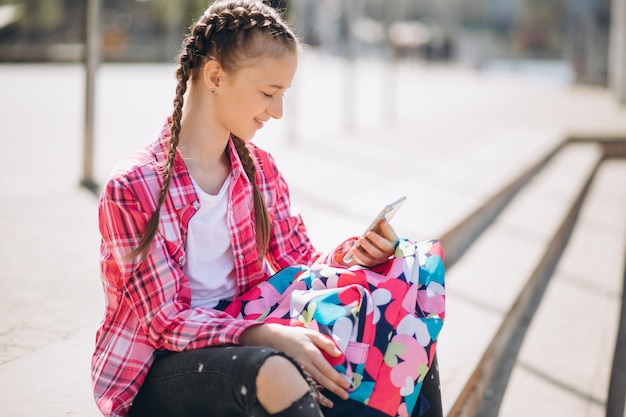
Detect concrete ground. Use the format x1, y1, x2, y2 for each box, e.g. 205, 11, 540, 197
1, 51, 625, 416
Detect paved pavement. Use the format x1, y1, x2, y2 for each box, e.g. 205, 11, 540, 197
494, 159, 626, 417
1, 51, 625, 416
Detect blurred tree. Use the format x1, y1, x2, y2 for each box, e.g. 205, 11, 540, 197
513, 0, 566, 57
0, 0, 614, 86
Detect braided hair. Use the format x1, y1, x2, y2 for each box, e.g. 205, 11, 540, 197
130, 0, 299, 259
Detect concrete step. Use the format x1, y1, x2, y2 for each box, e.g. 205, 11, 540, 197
496, 159, 626, 417
267, 126, 564, 257
0, 326, 101, 417
437, 142, 605, 417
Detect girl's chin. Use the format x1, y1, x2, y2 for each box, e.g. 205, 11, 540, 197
232, 131, 256, 142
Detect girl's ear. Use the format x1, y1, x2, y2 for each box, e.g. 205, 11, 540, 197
201, 60, 222, 93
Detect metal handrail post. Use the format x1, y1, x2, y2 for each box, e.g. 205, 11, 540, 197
81, 0, 101, 192
610, 0, 626, 104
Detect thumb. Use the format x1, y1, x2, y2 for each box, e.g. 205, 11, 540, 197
379, 220, 398, 241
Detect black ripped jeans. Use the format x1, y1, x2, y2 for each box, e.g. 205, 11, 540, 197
128, 346, 443, 417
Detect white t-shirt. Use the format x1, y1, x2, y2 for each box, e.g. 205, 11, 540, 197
184, 175, 237, 309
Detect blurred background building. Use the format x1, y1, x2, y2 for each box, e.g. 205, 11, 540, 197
0, 0, 618, 86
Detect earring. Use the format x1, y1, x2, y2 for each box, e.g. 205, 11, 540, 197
210, 88, 216, 94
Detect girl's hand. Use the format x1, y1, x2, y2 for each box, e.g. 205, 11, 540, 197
346, 220, 398, 267
240, 323, 351, 404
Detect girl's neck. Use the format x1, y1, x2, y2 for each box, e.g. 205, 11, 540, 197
178, 87, 232, 195
179, 82, 230, 160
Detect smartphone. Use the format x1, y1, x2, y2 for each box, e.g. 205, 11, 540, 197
343, 196, 407, 263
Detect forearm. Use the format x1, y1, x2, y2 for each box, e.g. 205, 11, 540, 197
148, 308, 262, 350
239, 322, 273, 347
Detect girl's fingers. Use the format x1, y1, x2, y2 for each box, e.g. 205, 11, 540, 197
361, 236, 387, 257
304, 353, 350, 400
309, 332, 342, 357
377, 220, 398, 242
352, 221, 398, 266
355, 236, 390, 265
306, 332, 351, 398
367, 223, 397, 252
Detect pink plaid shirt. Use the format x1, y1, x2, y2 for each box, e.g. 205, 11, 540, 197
92, 121, 351, 417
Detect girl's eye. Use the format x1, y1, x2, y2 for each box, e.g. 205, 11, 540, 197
263, 92, 274, 98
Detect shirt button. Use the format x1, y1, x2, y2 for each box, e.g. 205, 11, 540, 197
179, 256, 184, 265
238, 254, 244, 260
192, 201, 200, 209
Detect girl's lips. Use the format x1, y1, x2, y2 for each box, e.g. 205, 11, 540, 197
254, 118, 266, 129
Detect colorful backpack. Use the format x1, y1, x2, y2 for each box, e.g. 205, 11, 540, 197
224, 239, 445, 417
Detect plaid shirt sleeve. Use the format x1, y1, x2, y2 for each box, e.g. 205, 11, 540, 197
98, 174, 261, 352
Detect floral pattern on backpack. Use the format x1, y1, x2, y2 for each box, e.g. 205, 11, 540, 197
225, 238, 445, 417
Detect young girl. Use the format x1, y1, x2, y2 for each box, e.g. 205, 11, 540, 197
91, 1, 443, 417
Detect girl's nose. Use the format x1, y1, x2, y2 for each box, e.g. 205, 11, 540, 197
267, 96, 284, 120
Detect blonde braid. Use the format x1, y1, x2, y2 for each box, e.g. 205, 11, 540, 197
231, 135, 271, 255
130, 0, 298, 259
128, 43, 198, 259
